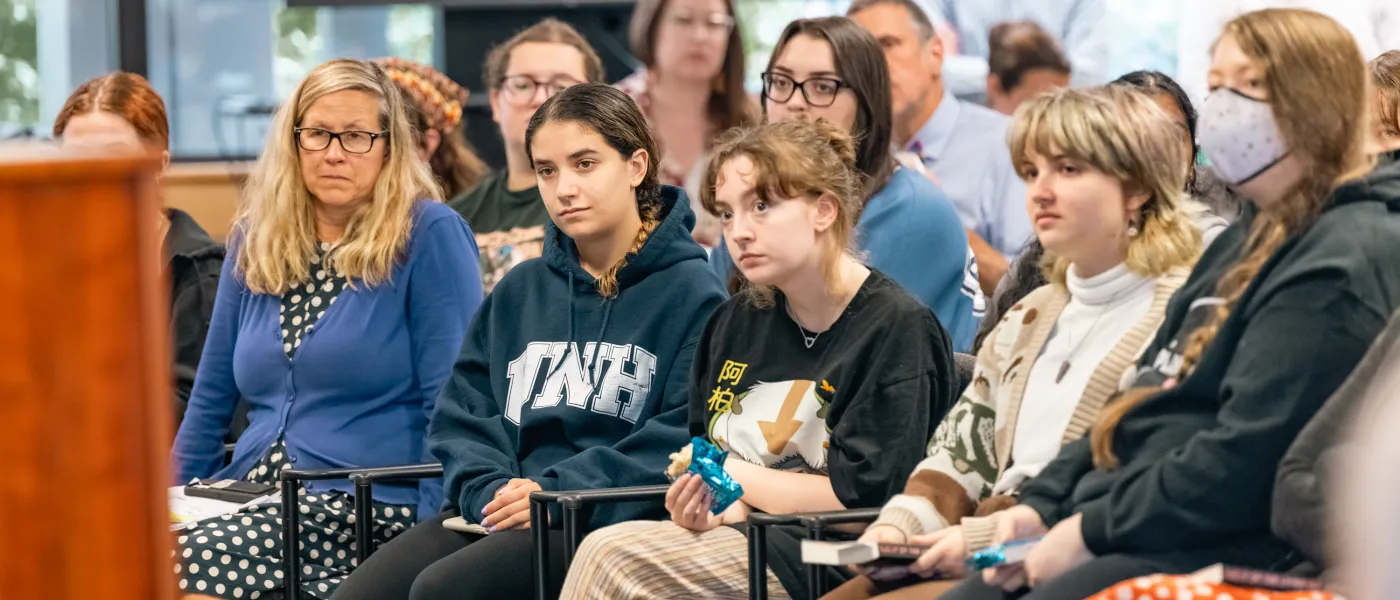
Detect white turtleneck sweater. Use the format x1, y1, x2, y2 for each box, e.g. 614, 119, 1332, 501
994, 263, 1155, 494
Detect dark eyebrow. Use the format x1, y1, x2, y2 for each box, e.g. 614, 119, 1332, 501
567, 148, 601, 161
771, 65, 795, 74
809, 70, 840, 78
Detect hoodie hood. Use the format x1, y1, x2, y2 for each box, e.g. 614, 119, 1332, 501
534, 185, 713, 389
1329, 157, 1400, 213
542, 185, 706, 293
165, 207, 223, 263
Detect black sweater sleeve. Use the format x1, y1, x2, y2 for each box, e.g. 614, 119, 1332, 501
1015, 437, 1095, 527
1078, 282, 1386, 555
1273, 310, 1400, 566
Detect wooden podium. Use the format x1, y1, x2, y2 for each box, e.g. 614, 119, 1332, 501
0, 145, 175, 600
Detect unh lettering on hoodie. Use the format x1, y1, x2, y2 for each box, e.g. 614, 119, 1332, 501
504, 341, 658, 425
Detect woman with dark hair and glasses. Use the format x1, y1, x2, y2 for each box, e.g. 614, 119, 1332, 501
710, 17, 984, 353
170, 58, 483, 599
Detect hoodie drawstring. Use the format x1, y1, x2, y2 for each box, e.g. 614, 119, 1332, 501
544, 272, 616, 391
544, 271, 579, 382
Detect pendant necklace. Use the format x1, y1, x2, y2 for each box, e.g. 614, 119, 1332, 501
1054, 284, 1132, 384
784, 300, 821, 349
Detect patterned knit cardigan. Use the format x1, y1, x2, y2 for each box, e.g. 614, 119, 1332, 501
870, 266, 1191, 553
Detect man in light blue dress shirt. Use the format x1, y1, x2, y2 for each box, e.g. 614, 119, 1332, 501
916, 0, 1108, 102
850, 0, 1032, 295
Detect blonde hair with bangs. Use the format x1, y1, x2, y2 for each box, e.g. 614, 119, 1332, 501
1007, 85, 1202, 288
236, 58, 442, 294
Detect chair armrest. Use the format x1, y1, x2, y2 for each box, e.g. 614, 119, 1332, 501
347, 463, 443, 484
280, 466, 364, 482
556, 484, 669, 509
797, 507, 883, 530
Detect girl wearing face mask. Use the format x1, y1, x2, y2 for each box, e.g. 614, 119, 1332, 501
709, 16, 984, 354
557, 118, 958, 600
825, 86, 1203, 600
931, 9, 1400, 600
331, 84, 725, 600
617, 0, 755, 247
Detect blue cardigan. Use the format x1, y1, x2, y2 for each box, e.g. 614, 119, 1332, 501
172, 201, 483, 517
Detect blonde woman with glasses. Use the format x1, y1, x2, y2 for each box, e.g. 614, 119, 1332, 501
171, 58, 483, 600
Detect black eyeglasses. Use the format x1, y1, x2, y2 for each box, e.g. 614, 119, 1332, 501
497, 75, 584, 106
294, 127, 388, 154
761, 72, 849, 108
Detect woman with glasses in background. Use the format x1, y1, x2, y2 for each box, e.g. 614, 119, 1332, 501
617, 0, 755, 247
710, 17, 983, 353
448, 18, 606, 291
171, 58, 483, 600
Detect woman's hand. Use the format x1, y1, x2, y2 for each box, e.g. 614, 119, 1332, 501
852, 525, 909, 580
1023, 513, 1094, 588
665, 473, 725, 532
982, 505, 1048, 591
481, 478, 542, 531
908, 525, 968, 580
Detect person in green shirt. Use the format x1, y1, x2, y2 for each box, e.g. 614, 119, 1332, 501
449, 19, 606, 291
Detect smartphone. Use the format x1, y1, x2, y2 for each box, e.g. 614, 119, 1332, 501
184, 479, 278, 504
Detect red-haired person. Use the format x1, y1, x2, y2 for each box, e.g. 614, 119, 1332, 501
54, 71, 227, 433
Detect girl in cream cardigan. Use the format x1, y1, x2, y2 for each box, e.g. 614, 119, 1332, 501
825, 86, 1205, 599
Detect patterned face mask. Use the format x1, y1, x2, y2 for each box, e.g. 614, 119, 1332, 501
1198, 88, 1289, 185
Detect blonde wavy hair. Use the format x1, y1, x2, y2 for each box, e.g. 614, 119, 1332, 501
1092, 9, 1373, 470
699, 118, 867, 308
235, 58, 442, 294
1008, 85, 1202, 288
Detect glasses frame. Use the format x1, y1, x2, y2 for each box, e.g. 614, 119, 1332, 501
760, 72, 850, 108
496, 75, 584, 106
665, 11, 736, 35
293, 127, 389, 154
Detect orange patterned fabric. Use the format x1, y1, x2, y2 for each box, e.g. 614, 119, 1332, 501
1090, 574, 1338, 600
372, 57, 467, 131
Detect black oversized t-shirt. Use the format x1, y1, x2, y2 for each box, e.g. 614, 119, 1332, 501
689, 269, 958, 598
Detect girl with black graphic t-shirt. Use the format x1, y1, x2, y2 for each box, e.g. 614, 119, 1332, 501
558, 119, 958, 600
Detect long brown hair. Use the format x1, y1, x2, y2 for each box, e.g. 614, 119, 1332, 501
1092, 9, 1373, 469
525, 84, 663, 298
54, 72, 169, 151
629, 0, 753, 133
699, 119, 866, 307
764, 17, 895, 200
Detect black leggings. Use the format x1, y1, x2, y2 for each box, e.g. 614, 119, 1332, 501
329, 511, 568, 600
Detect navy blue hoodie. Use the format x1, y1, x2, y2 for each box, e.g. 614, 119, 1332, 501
430, 186, 726, 528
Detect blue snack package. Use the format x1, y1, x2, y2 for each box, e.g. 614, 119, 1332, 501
966, 538, 1041, 571
685, 436, 745, 515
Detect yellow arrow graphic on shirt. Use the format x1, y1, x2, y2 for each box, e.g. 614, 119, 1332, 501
758, 380, 810, 455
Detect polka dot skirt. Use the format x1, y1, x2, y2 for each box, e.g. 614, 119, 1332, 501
280, 242, 347, 359
173, 438, 415, 599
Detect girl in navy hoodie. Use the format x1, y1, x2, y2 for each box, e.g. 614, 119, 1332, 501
332, 84, 727, 600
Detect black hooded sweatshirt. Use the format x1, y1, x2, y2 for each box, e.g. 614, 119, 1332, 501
164, 208, 236, 436
1017, 159, 1400, 566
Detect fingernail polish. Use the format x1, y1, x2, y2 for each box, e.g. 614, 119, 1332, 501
488, 526, 496, 533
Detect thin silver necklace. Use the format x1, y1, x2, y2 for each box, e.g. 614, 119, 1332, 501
784, 300, 821, 349
1054, 282, 1133, 384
